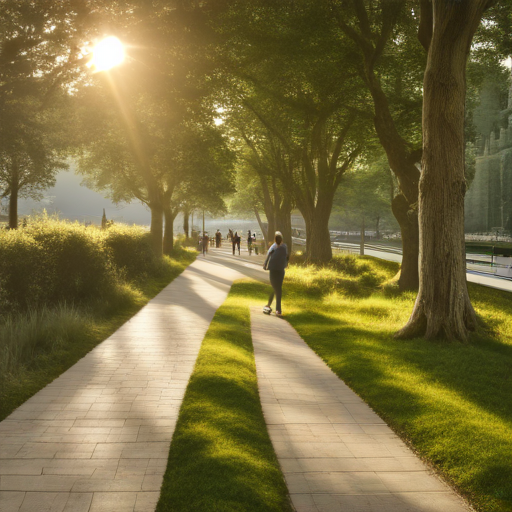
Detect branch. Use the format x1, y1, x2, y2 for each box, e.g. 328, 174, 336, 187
242, 99, 291, 152
334, 146, 362, 188
373, 1, 402, 67
418, 0, 433, 51
330, 113, 356, 176
331, 2, 373, 56
353, 0, 373, 40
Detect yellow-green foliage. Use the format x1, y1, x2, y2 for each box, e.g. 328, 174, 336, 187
0, 216, 162, 312
104, 223, 159, 281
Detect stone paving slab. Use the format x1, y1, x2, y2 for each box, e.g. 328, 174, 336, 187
250, 308, 470, 512
0, 258, 243, 512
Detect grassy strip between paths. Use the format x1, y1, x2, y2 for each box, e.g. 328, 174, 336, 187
156, 282, 293, 512
226, 257, 511, 512
0, 248, 196, 422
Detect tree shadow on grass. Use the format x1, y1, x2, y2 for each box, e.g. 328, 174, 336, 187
281, 310, 511, 512
156, 299, 292, 512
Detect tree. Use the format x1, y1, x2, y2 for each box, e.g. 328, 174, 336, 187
0, 0, 95, 228
161, 125, 235, 254
397, 0, 498, 341
330, 0, 425, 290
214, 3, 370, 261
72, 0, 236, 256
0, 101, 68, 228
234, 125, 294, 250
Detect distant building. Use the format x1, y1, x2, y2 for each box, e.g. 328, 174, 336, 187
465, 73, 512, 234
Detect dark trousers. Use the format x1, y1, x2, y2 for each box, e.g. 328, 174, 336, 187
267, 270, 285, 312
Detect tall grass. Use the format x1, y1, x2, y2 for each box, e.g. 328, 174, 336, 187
0, 304, 87, 376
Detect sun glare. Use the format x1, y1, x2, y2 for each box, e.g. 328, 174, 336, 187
90, 36, 124, 72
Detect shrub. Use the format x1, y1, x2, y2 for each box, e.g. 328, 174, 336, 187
22, 218, 115, 305
0, 229, 47, 311
0, 216, 173, 313
105, 224, 158, 281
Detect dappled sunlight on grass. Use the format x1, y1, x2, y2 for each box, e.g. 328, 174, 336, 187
235, 257, 511, 512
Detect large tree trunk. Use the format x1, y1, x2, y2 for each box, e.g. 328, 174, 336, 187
304, 202, 332, 263
392, 194, 420, 291
276, 210, 292, 254
9, 183, 19, 230
183, 208, 190, 239
370, 86, 421, 291
266, 215, 275, 249
163, 209, 178, 255
396, 1, 487, 341
365, 58, 421, 291
150, 205, 164, 257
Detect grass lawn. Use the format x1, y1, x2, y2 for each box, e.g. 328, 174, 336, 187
0, 248, 196, 422
156, 282, 293, 512
231, 256, 511, 512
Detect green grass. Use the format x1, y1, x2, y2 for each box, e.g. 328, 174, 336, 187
156, 282, 293, 512
0, 248, 196, 422
231, 255, 511, 512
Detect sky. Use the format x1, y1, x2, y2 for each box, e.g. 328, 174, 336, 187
16, 168, 151, 226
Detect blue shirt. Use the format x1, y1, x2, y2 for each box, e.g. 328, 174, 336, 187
267, 243, 288, 271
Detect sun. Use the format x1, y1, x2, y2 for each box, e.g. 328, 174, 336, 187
90, 36, 124, 72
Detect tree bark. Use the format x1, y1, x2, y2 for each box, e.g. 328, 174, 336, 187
274, 191, 293, 252
183, 208, 190, 238
396, 1, 488, 341
260, 177, 275, 248
304, 200, 333, 263
9, 182, 19, 230
163, 208, 178, 255
275, 208, 292, 253
266, 215, 275, 248
150, 205, 164, 258
392, 194, 420, 291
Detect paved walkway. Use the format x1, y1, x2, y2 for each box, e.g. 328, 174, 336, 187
0, 258, 243, 512
250, 308, 470, 512
0, 250, 472, 511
